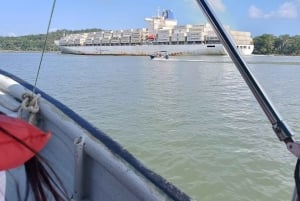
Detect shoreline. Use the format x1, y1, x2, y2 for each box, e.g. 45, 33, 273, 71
0, 50, 60, 53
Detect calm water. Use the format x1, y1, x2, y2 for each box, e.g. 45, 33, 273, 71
1, 52, 300, 201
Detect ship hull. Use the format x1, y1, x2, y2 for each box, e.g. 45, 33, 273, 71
58, 43, 254, 56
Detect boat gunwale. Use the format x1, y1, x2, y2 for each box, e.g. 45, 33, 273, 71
0, 68, 192, 201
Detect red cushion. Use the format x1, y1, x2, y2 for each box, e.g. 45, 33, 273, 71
0, 115, 51, 170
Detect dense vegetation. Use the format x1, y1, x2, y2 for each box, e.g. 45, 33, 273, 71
253, 34, 300, 55
0, 29, 102, 52
1, 29, 300, 55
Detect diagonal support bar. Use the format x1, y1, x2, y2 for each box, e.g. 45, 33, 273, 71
195, 0, 294, 143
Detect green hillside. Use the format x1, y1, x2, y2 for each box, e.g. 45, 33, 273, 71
0, 29, 102, 52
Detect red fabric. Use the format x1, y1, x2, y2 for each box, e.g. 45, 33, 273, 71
0, 115, 51, 170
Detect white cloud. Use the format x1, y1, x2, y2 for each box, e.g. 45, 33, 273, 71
0, 32, 16, 37
248, 0, 299, 19
248, 5, 263, 19
186, 0, 226, 12
278, 2, 298, 18
6, 32, 17, 37
208, 0, 226, 12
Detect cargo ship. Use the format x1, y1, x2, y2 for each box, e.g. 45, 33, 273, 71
56, 9, 254, 56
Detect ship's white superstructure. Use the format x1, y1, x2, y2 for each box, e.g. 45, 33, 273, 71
56, 9, 254, 56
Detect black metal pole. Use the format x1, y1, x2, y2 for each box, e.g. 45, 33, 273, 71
195, 0, 294, 143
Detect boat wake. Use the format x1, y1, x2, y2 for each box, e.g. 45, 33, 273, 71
152, 58, 232, 63
152, 58, 300, 65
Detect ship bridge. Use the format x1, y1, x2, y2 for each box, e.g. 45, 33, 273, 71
145, 9, 177, 35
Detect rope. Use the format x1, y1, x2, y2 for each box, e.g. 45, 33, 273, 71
22, 0, 56, 124
33, 0, 56, 94
21, 93, 40, 113
18, 93, 41, 125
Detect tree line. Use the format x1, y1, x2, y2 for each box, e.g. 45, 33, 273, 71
0, 29, 102, 52
253, 34, 300, 55
1, 30, 300, 55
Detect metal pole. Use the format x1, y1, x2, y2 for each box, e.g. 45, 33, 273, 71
195, 0, 294, 143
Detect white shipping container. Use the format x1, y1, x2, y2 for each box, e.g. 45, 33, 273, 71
122, 33, 132, 37
88, 33, 95, 37
111, 40, 120, 43
123, 29, 132, 33
187, 33, 203, 41
59, 39, 67, 45
232, 35, 251, 42
178, 37, 185, 41
157, 38, 169, 42
95, 32, 103, 37
188, 28, 203, 33
173, 29, 188, 34
187, 36, 203, 41
171, 36, 185, 42
172, 33, 186, 37
131, 39, 142, 43
93, 39, 101, 44
102, 35, 111, 40
174, 25, 184, 29
205, 35, 219, 41
230, 30, 251, 37
74, 39, 82, 45
67, 40, 74, 45
102, 38, 111, 43
157, 34, 169, 38
103, 33, 112, 38
131, 37, 142, 40
85, 39, 93, 44
121, 39, 130, 43
157, 37, 169, 40
191, 24, 204, 29
121, 36, 130, 39
131, 32, 141, 36
93, 36, 102, 40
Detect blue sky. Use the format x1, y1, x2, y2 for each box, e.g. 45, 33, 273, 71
0, 0, 299, 37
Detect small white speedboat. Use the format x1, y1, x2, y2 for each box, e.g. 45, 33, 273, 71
150, 51, 169, 60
